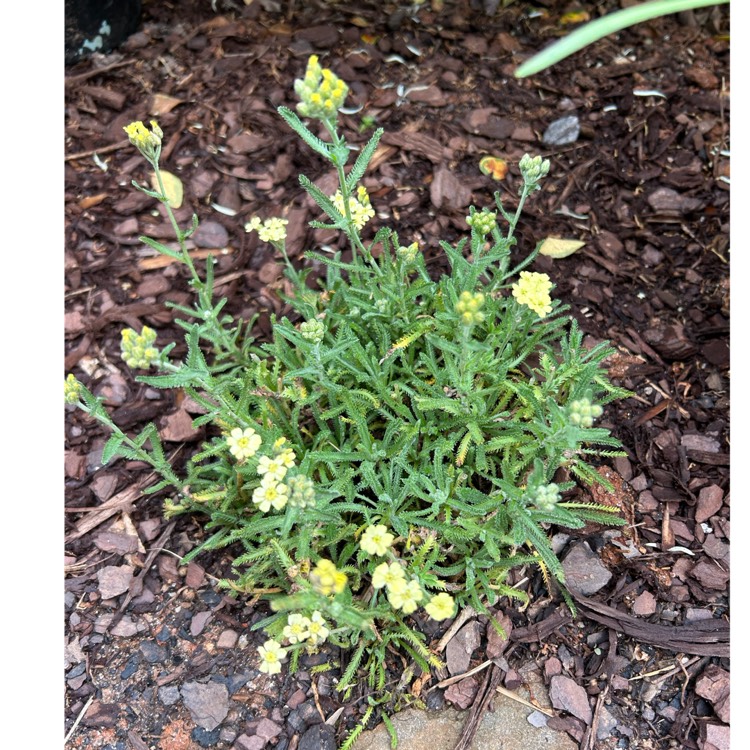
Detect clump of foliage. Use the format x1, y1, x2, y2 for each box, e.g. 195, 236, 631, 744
66, 56, 629, 746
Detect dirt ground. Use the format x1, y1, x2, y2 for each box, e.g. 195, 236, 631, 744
64, 2, 730, 749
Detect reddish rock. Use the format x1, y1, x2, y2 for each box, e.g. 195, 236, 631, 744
695, 485, 724, 523
548, 675, 592, 724
631, 590, 657, 616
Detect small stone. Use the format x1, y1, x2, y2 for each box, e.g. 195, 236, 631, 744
217, 629, 239, 649
596, 707, 618, 739
695, 485, 724, 523
631, 590, 657, 616
544, 657, 562, 678
542, 115, 580, 146
181, 680, 230, 730
159, 685, 181, 706
111, 615, 139, 637
96, 565, 134, 599
191, 611, 213, 636
527, 710, 548, 728
701, 722, 730, 750
445, 620, 482, 675
690, 560, 729, 590
485, 612, 513, 659
234, 735, 266, 750
298, 723, 336, 750
444, 675, 479, 710
681, 434, 721, 453
695, 665, 730, 723
140, 640, 168, 664
254, 718, 282, 742
193, 220, 229, 249
186, 562, 206, 589
562, 543, 612, 595
192, 726, 221, 747
548, 675, 593, 724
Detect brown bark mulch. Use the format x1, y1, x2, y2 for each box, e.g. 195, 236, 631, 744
64, 2, 730, 749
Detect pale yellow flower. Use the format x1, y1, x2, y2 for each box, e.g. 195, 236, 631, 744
257, 639, 287, 675
227, 427, 262, 461
123, 120, 162, 159
306, 611, 330, 646
282, 613, 311, 645
252, 475, 289, 512
256, 454, 289, 482
310, 559, 347, 596
360, 524, 395, 557
258, 217, 288, 243
371, 561, 406, 591
331, 188, 375, 230
425, 592, 456, 621
511, 271, 554, 318
64, 374, 82, 405
387, 579, 424, 614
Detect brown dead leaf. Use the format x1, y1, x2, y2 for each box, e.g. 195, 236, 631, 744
79, 193, 109, 209
149, 93, 186, 116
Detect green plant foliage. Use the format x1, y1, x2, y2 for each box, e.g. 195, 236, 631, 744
66, 58, 632, 744
514, 0, 729, 78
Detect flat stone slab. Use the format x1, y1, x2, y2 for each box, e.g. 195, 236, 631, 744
354, 699, 576, 750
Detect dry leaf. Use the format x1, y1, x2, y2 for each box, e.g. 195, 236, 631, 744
538, 237, 585, 258
479, 155, 509, 180
151, 170, 183, 209
149, 93, 185, 116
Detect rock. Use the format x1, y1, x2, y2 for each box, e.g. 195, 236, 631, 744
690, 560, 729, 590
695, 665, 730, 723
430, 167, 472, 211
253, 718, 282, 742
192, 726, 221, 747
193, 220, 229, 248
140, 639, 168, 663
444, 676, 479, 709
548, 675, 593, 724
298, 723, 336, 750
695, 485, 724, 522
562, 542, 612, 595
159, 685, 181, 706
445, 620, 482, 675
631, 590, 657, 616
701, 722, 730, 750
217, 629, 239, 649
81, 699, 120, 727
542, 115, 580, 146
596, 706, 617, 739
191, 611, 213, 636
461, 108, 515, 139
527, 710, 548, 728
681, 434, 721, 453
181, 680, 230, 730
234, 735, 266, 750
96, 564, 134, 599
353, 705, 577, 750
647, 187, 703, 214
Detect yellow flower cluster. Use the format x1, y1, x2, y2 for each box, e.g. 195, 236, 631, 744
120, 326, 160, 369
123, 120, 162, 161
64, 374, 82, 405
331, 186, 375, 230
245, 216, 288, 243
455, 290, 486, 326
282, 611, 330, 647
252, 475, 289, 512
310, 559, 348, 596
511, 271, 554, 318
294, 55, 349, 120
371, 561, 423, 614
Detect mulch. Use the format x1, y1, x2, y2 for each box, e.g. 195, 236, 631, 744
64, 1, 730, 749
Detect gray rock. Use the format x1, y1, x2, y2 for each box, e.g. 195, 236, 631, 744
181, 680, 230, 731
158, 685, 181, 706
548, 675, 593, 725
96, 564, 134, 599
445, 620, 482, 675
562, 542, 612, 595
139, 639, 168, 664
233, 735, 265, 750
299, 724, 336, 750
542, 115, 580, 146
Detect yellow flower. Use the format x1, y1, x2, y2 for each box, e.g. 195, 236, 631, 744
123, 120, 162, 160
282, 613, 311, 645
257, 639, 287, 675
331, 188, 375, 230
511, 271, 554, 318
306, 611, 330, 646
227, 427, 262, 461
371, 561, 406, 591
258, 217, 288, 243
252, 475, 289, 513
257, 454, 289, 482
64, 374, 82, 404
360, 524, 395, 557
455, 290, 486, 326
387, 579, 424, 615
294, 55, 349, 120
310, 559, 347, 596
425, 592, 456, 621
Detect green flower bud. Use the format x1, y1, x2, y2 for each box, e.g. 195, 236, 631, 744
300, 319, 325, 345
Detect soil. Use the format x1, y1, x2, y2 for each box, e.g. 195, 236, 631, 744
64, 2, 730, 749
